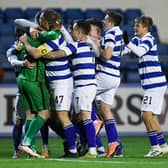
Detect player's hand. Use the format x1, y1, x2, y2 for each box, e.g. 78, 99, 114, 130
30, 28, 39, 39
123, 31, 129, 45
23, 59, 36, 68
19, 34, 27, 44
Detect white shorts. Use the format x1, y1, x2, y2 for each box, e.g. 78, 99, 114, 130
49, 78, 73, 111
141, 86, 167, 115
73, 85, 97, 114
96, 72, 120, 105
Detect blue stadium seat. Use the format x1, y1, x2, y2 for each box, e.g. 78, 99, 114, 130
0, 35, 15, 55
0, 8, 4, 23
85, 9, 105, 20
53, 8, 65, 23
4, 8, 24, 23
151, 25, 160, 43
158, 43, 168, 56
123, 25, 134, 38
64, 8, 84, 25
54, 8, 64, 17
24, 7, 41, 21
105, 8, 124, 17
0, 23, 15, 36
125, 8, 142, 24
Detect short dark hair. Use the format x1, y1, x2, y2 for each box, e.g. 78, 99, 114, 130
106, 11, 122, 26
73, 20, 90, 35
40, 8, 62, 30
86, 18, 103, 29
135, 15, 153, 31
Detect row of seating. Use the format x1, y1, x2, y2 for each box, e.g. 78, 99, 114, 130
0, 7, 142, 24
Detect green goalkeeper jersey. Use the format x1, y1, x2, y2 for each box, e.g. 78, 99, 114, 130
18, 29, 61, 82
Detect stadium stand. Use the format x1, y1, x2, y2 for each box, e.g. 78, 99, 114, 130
64, 8, 84, 25
85, 9, 105, 20
4, 7, 24, 23
124, 8, 143, 25
24, 7, 41, 21
0, 7, 167, 83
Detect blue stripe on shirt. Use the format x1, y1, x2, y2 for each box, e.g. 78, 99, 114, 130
99, 61, 119, 70
72, 63, 95, 71
46, 73, 72, 81
45, 41, 58, 50
138, 61, 161, 68
74, 74, 95, 80
140, 72, 164, 79
143, 82, 167, 89
73, 52, 94, 58
46, 64, 69, 71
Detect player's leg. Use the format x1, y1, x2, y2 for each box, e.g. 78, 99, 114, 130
50, 79, 78, 157
12, 91, 25, 158
19, 81, 50, 158
141, 87, 166, 157
96, 73, 122, 158
153, 116, 168, 155
40, 120, 50, 158
75, 86, 97, 158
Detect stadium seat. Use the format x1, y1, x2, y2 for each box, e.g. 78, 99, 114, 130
0, 8, 4, 23
151, 25, 160, 42
123, 25, 134, 38
64, 8, 84, 25
85, 9, 105, 20
125, 8, 142, 24
0, 23, 15, 36
24, 7, 41, 21
54, 8, 64, 17
4, 8, 24, 23
0, 35, 15, 55
158, 43, 168, 56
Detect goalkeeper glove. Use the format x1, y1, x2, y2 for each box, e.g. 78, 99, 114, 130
123, 30, 129, 45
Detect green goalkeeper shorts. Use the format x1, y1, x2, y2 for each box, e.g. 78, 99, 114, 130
18, 79, 50, 112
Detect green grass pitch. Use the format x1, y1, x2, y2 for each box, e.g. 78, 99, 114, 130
0, 136, 168, 168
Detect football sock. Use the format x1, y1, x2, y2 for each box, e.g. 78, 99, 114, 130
23, 115, 45, 145
91, 103, 98, 121
24, 119, 31, 133
75, 120, 86, 144
157, 132, 167, 146
148, 130, 159, 146
40, 121, 49, 145
96, 135, 103, 148
83, 119, 96, 148
64, 124, 77, 152
104, 119, 119, 144
12, 120, 23, 152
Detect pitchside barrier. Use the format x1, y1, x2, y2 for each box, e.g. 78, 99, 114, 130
0, 84, 168, 136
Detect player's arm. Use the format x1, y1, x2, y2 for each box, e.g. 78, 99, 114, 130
100, 46, 113, 60
7, 47, 25, 67
6, 44, 31, 68
38, 30, 61, 41
60, 25, 73, 43
46, 43, 75, 59
126, 42, 148, 57
45, 50, 67, 59
123, 30, 148, 57
19, 35, 47, 59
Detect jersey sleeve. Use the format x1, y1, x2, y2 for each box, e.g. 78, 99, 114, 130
38, 30, 61, 41
61, 42, 77, 56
